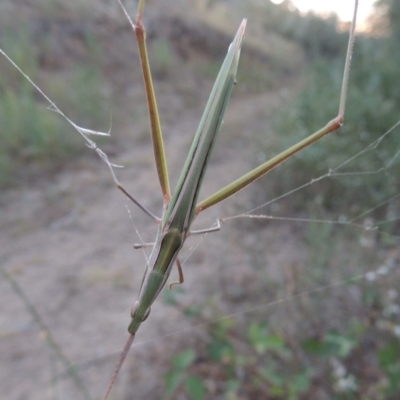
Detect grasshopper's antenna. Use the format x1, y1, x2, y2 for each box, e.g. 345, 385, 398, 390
338, 0, 358, 121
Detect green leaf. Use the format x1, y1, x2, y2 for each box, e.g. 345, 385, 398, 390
225, 379, 240, 393
378, 339, 400, 368
325, 332, 355, 358
385, 363, 400, 395
247, 323, 285, 354
302, 332, 355, 358
163, 287, 184, 305
184, 375, 206, 400
269, 386, 285, 396
291, 372, 311, 392
207, 339, 234, 362
171, 349, 195, 371
260, 367, 284, 387
301, 338, 336, 358
212, 317, 235, 339
183, 305, 203, 317
164, 371, 182, 394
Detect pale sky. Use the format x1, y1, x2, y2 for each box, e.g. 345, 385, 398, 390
271, 0, 376, 23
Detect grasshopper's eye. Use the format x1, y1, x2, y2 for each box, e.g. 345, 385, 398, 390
131, 301, 139, 318
142, 307, 151, 322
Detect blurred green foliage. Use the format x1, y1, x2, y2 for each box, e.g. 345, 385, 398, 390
164, 268, 400, 399
266, 1, 400, 218
163, 194, 400, 398
0, 22, 107, 188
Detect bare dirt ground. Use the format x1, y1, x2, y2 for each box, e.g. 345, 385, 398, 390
0, 2, 308, 399
0, 93, 301, 400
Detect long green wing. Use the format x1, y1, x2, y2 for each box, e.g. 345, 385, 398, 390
163, 20, 247, 233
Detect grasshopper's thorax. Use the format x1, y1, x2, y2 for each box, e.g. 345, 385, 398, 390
128, 226, 183, 334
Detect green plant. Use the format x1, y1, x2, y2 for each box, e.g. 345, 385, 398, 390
265, 28, 400, 219
0, 85, 81, 186
165, 267, 400, 399
163, 316, 314, 399
0, 20, 106, 188
164, 350, 206, 400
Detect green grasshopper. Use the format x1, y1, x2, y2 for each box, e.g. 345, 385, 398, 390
0, 0, 359, 398
100, 0, 359, 398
